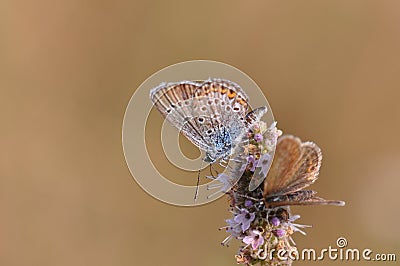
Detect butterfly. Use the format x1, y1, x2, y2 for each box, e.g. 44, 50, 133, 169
150, 78, 267, 163
262, 135, 345, 207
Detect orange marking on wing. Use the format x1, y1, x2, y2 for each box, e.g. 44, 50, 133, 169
228, 89, 236, 99
236, 98, 246, 106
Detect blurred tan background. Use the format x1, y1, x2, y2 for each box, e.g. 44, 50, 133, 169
1, 1, 399, 265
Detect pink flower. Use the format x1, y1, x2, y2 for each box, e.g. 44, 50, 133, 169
234, 208, 255, 232
247, 155, 259, 172
243, 230, 264, 250
225, 218, 242, 237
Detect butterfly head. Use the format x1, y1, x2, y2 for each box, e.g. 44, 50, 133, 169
203, 153, 215, 163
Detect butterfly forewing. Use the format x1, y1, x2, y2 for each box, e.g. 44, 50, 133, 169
263, 135, 305, 196
150, 79, 251, 161
263, 135, 345, 207
150, 79, 249, 119
276, 141, 322, 195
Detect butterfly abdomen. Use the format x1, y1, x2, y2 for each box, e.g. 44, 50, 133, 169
265, 190, 317, 206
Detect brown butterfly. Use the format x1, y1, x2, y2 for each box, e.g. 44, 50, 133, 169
263, 135, 345, 207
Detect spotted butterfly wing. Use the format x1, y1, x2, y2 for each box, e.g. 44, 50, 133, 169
263, 135, 345, 207
150, 79, 252, 162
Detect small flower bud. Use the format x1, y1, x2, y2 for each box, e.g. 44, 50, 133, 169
274, 229, 286, 238
244, 200, 253, 207
270, 217, 280, 226
254, 133, 263, 142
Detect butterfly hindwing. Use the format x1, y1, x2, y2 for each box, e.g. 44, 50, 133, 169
263, 135, 345, 207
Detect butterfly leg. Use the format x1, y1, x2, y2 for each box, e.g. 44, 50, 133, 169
194, 169, 200, 201
206, 189, 227, 199
234, 193, 261, 202
220, 155, 236, 170
209, 163, 219, 179
206, 166, 224, 191
265, 208, 277, 226
218, 160, 227, 168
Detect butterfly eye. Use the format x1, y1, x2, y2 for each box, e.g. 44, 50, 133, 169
207, 129, 213, 135
198, 117, 205, 123
233, 107, 240, 112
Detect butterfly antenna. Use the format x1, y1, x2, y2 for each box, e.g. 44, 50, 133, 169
194, 160, 205, 201
209, 163, 219, 178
